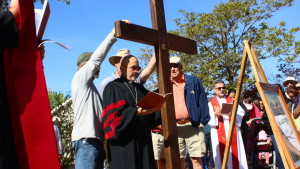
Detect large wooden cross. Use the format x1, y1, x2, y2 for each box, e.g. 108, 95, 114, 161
114, 0, 197, 168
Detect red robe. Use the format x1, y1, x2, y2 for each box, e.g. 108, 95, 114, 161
4, 1, 60, 168
208, 96, 248, 169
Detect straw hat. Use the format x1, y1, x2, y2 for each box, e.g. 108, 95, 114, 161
109, 49, 131, 66
283, 76, 297, 87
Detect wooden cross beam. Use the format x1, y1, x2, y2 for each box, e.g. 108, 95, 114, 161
114, 0, 197, 168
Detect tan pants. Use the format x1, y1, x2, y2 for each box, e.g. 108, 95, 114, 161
151, 132, 165, 160
177, 122, 206, 158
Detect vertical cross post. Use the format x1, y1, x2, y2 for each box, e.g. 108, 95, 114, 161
149, 1, 180, 168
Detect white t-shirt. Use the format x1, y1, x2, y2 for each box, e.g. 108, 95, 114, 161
71, 33, 117, 142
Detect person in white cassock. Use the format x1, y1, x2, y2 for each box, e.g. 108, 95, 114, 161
208, 79, 248, 169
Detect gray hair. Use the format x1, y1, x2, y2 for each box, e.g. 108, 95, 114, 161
214, 79, 225, 86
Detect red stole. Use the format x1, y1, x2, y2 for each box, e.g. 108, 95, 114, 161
210, 96, 239, 168
4, 1, 60, 168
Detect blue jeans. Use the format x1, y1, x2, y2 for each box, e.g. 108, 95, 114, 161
72, 138, 104, 169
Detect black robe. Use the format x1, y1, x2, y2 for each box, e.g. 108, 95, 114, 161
0, 10, 19, 169
102, 77, 161, 169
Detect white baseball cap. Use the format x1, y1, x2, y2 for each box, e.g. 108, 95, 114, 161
169, 56, 181, 64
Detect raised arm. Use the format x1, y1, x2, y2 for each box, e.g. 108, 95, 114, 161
90, 20, 131, 66
89, 29, 117, 67
140, 53, 156, 84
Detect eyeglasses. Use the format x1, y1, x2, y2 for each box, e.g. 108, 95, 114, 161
286, 81, 296, 85
215, 87, 226, 90
126, 66, 141, 71
170, 64, 180, 69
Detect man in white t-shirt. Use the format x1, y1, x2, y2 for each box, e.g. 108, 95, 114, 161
71, 25, 119, 169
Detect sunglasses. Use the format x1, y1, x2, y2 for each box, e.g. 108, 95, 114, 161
170, 64, 180, 68
126, 66, 141, 71
215, 87, 226, 90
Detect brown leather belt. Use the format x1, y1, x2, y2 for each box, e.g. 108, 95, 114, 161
176, 118, 190, 124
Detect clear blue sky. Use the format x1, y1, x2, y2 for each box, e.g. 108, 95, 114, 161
34, 0, 300, 94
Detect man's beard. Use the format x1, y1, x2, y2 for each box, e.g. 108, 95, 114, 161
128, 73, 138, 82
128, 76, 136, 82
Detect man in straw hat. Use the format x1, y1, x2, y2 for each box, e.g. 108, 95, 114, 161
283, 76, 298, 108
283, 76, 298, 88
71, 20, 130, 169
98, 48, 156, 99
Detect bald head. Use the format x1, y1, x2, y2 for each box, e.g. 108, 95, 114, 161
120, 55, 134, 67
120, 55, 141, 82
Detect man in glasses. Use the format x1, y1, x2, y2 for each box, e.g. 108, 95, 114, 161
169, 56, 210, 169
98, 48, 156, 99
208, 79, 248, 169
283, 76, 298, 108
283, 76, 298, 88
101, 55, 161, 169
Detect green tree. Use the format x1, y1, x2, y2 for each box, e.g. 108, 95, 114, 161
48, 90, 70, 109
140, 0, 300, 92
137, 46, 158, 91
174, 0, 299, 90
48, 90, 74, 169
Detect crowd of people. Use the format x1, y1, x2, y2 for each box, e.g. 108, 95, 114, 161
67, 17, 300, 169
2, 2, 299, 167
69, 20, 300, 169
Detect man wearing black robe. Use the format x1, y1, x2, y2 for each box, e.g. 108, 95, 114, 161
102, 55, 161, 169
0, 0, 20, 168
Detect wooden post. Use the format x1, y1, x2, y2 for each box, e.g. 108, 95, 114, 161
114, 0, 198, 168
244, 41, 268, 83
150, 1, 178, 168
222, 40, 293, 168
221, 49, 247, 169
255, 83, 291, 168
222, 40, 270, 168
